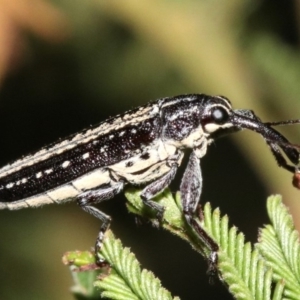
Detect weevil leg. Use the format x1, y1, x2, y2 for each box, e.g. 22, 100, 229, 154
140, 162, 178, 222
77, 181, 124, 264
180, 150, 219, 279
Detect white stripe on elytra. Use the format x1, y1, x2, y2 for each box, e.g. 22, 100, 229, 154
0, 103, 159, 178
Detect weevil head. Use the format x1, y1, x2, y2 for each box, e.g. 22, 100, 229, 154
161, 94, 239, 158
161, 94, 299, 172
161, 94, 236, 147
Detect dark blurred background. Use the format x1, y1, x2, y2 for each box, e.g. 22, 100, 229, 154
0, 1, 300, 299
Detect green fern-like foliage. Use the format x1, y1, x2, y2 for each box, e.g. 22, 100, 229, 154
65, 191, 300, 299
125, 189, 285, 299
202, 204, 274, 300
257, 195, 300, 300
95, 230, 180, 300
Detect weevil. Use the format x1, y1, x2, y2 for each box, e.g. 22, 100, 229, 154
0, 94, 299, 275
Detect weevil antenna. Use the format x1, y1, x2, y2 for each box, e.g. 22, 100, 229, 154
265, 119, 300, 126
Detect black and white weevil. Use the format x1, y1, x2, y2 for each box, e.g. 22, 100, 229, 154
0, 94, 299, 274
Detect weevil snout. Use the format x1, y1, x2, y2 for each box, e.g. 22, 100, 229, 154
199, 97, 299, 173
230, 109, 300, 173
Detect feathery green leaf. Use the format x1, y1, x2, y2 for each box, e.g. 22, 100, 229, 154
65, 190, 300, 300
257, 195, 300, 299
125, 188, 277, 300
96, 230, 180, 300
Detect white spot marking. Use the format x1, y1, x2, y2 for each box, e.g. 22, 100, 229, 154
45, 169, 53, 174
100, 148, 105, 153
62, 161, 70, 168
131, 128, 137, 134
109, 134, 114, 139
119, 131, 125, 137
36, 172, 42, 178
82, 153, 90, 159
21, 178, 27, 184
6, 182, 14, 189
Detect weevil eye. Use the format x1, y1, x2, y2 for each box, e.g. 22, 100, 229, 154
211, 107, 229, 124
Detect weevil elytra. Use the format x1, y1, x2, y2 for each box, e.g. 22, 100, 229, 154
0, 94, 299, 274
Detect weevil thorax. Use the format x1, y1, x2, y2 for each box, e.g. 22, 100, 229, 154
161, 94, 235, 158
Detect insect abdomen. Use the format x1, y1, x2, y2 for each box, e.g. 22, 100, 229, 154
0, 116, 162, 206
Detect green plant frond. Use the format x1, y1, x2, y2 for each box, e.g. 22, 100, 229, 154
65, 190, 300, 299
201, 203, 277, 300
95, 230, 180, 300
125, 188, 280, 300
257, 195, 300, 299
